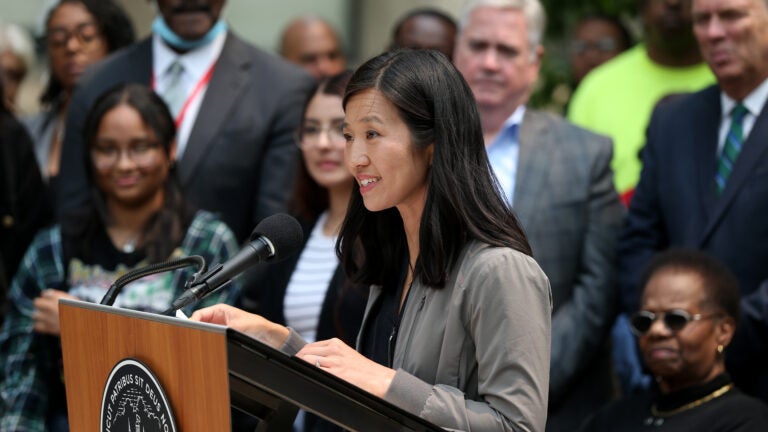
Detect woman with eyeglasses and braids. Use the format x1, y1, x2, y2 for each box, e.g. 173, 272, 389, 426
580, 249, 768, 431
24, 0, 134, 196
0, 83, 240, 432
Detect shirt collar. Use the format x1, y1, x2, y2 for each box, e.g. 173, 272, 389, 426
489, 105, 526, 149
152, 29, 227, 82
501, 105, 526, 131
720, 76, 768, 119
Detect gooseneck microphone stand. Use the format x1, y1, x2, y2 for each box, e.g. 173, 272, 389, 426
99, 255, 207, 312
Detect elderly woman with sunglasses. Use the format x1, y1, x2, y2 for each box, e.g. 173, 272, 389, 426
580, 249, 768, 431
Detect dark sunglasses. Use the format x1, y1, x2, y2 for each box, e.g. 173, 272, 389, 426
629, 309, 718, 336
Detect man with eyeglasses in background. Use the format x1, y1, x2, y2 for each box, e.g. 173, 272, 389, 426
56, 0, 314, 243
569, 0, 714, 207
568, 14, 633, 86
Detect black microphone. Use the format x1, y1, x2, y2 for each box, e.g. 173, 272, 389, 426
167, 213, 303, 312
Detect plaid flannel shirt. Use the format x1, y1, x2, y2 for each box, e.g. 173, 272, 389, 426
0, 210, 240, 431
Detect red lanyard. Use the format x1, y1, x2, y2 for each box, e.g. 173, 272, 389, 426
152, 61, 217, 128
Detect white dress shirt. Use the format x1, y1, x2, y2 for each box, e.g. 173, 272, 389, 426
152, 31, 226, 158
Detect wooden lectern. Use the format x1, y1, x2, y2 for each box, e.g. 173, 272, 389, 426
59, 299, 441, 431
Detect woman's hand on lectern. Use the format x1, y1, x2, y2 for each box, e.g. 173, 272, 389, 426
190, 304, 290, 349
297, 338, 396, 398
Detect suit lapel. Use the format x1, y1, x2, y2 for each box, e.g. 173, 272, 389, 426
692, 87, 722, 219
132, 39, 153, 85
177, 34, 251, 185
514, 110, 552, 224
701, 94, 768, 245
355, 286, 383, 351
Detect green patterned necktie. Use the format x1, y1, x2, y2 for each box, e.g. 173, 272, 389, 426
716, 104, 748, 194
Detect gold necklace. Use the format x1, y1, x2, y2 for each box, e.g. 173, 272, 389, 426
650, 383, 733, 418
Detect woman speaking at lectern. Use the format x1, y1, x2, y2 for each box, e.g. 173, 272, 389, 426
193, 49, 552, 432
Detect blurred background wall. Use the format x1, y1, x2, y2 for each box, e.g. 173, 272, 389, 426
0, 0, 462, 115
0, 0, 639, 116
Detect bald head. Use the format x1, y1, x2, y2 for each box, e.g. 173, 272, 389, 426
280, 16, 346, 80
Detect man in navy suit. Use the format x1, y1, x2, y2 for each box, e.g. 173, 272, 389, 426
56, 0, 314, 242
618, 0, 768, 401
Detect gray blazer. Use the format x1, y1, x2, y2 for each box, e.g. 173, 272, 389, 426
56, 33, 314, 242
282, 241, 552, 431
515, 109, 623, 429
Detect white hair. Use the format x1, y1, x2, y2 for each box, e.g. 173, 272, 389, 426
0, 22, 35, 72
459, 0, 546, 59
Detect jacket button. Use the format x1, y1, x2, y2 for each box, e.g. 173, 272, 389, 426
2, 214, 14, 228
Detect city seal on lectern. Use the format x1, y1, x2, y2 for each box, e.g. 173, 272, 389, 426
100, 358, 178, 432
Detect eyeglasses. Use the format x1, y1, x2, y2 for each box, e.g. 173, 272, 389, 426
296, 121, 345, 148
629, 309, 719, 336
570, 38, 619, 55
91, 142, 162, 170
46, 22, 102, 49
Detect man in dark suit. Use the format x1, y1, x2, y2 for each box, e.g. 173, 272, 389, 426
453, 1, 624, 430
618, 0, 768, 402
57, 0, 314, 242
0, 80, 51, 326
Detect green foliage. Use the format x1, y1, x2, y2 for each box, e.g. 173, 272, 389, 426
541, 0, 638, 38
530, 0, 640, 113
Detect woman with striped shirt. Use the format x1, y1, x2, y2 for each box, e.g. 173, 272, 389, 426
236, 70, 368, 431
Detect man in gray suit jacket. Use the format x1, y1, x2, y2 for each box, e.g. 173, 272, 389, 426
56, 0, 314, 242
454, 1, 623, 430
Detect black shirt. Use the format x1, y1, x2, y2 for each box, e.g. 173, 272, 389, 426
580, 373, 768, 431
360, 262, 411, 367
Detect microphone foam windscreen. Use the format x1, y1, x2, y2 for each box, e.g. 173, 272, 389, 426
250, 213, 304, 261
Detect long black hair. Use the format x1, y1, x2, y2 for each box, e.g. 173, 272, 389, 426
62, 83, 194, 264
40, 0, 135, 106
338, 49, 531, 290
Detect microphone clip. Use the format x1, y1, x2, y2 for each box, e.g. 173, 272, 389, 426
173, 263, 231, 311
100, 255, 207, 307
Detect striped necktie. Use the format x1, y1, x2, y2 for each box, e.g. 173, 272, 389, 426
716, 104, 748, 194
162, 61, 185, 117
